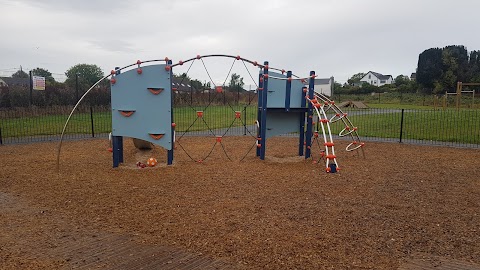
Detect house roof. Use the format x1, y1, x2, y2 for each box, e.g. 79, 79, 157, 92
367, 71, 392, 80
0, 77, 30, 86
171, 77, 198, 92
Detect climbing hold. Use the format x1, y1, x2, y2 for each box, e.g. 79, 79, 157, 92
148, 88, 164, 95
149, 134, 164, 140
119, 111, 135, 117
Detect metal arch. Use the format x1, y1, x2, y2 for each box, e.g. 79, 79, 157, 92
169, 54, 289, 74
56, 74, 111, 171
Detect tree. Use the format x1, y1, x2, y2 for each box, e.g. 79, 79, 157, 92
440, 45, 469, 91
228, 73, 244, 91
32, 67, 55, 82
65, 64, 104, 90
394, 75, 410, 86
416, 47, 443, 93
12, 69, 29, 78
467, 50, 480, 82
347, 73, 365, 85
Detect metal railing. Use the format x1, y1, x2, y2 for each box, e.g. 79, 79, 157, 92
1, 106, 479, 149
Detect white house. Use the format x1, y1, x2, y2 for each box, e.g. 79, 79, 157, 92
313, 76, 334, 97
360, 71, 393, 86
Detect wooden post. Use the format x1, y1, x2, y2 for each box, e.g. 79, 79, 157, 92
456, 82, 462, 109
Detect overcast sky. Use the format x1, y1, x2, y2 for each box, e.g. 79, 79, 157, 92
1, 0, 479, 84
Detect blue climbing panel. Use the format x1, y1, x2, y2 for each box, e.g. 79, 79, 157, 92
111, 64, 172, 150
266, 71, 305, 108
265, 112, 301, 138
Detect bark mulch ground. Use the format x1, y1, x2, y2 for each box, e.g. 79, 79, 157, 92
0, 137, 479, 269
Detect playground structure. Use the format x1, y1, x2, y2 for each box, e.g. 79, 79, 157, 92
57, 54, 364, 172
442, 81, 479, 109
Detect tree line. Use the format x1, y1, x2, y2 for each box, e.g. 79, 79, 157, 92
0, 64, 247, 108
417, 45, 480, 93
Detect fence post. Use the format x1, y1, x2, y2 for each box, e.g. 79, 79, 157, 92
243, 105, 247, 135
90, 106, 95, 138
399, 109, 404, 143
29, 70, 33, 106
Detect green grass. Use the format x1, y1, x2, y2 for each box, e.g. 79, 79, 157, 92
174, 105, 257, 132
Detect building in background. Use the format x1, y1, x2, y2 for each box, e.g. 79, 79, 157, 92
314, 76, 334, 96
360, 71, 393, 86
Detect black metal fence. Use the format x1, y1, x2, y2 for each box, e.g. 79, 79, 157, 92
1, 105, 479, 149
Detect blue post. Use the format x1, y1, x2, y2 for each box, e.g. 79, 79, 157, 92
113, 66, 124, 166
167, 60, 174, 165
299, 85, 307, 156
256, 72, 264, 157
305, 71, 315, 159
260, 61, 269, 160
285, 71, 292, 112
112, 136, 122, 167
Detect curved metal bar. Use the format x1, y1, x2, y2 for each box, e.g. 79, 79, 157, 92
170, 54, 261, 68
314, 92, 365, 156
56, 74, 112, 171
346, 142, 364, 152
338, 127, 356, 137
169, 54, 290, 74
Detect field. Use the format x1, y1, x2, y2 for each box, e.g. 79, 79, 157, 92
2, 105, 480, 147
1, 137, 480, 269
